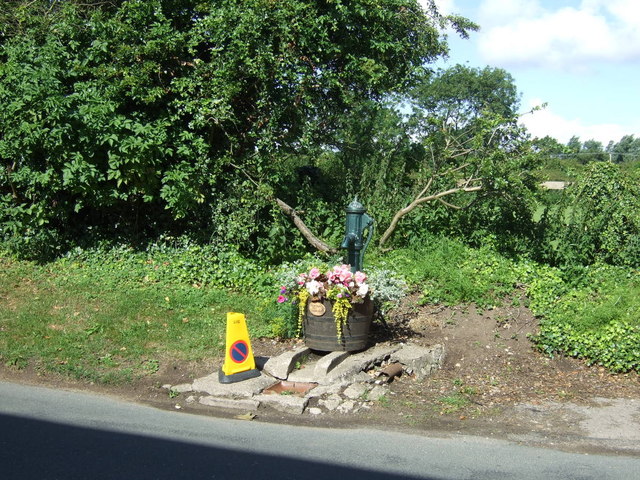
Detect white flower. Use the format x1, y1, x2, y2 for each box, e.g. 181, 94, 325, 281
357, 284, 369, 297
305, 280, 321, 296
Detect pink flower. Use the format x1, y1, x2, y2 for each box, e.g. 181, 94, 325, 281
355, 271, 367, 285
277, 295, 287, 303
326, 269, 337, 283
339, 270, 352, 284
309, 267, 320, 279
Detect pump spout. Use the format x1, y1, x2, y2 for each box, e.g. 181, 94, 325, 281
341, 232, 357, 249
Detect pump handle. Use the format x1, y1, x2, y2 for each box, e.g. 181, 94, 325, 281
360, 213, 375, 267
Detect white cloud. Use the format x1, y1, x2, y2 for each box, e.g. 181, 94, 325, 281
519, 99, 638, 144
476, 0, 640, 69
478, 0, 543, 26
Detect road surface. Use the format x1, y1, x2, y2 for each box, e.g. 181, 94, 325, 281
1, 381, 638, 479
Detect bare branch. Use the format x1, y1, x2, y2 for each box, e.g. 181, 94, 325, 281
378, 184, 482, 247
438, 198, 462, 209
414, 185, 481, 206
275, 198, 338, 254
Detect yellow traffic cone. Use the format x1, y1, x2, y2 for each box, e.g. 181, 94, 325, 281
218, 312, 261, 384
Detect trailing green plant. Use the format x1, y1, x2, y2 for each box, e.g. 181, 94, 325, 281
527, 264, 640, 373
534, 320, 640, 373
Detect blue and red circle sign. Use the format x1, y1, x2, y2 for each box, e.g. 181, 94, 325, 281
229, 340, 250, 364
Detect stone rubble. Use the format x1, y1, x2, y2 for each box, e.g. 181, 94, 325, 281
168, 342, 444, 416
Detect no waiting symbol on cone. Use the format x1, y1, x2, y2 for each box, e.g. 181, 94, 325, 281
229, 340, 250, 363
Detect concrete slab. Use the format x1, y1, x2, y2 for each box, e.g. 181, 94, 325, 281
170, 383, 194, 393
254, 394, 309, 415
286, 365, 319, 383
319, 394, 342, 411
262, 346, 311, 380
368, 385, 390, 401
343, 383, 369, 400
337, 400, 356, 413
199, 396, 260, 411
305, 382, 346, 399
323, 344, 401, 384
191, 372, 276, 397
314, 351, 350, 376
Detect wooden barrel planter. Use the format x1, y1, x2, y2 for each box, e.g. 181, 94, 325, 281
304, 298, 374, 352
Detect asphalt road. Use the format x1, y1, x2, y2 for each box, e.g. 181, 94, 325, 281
1, 381, 639, 480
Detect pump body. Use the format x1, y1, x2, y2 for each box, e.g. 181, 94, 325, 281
340, 197, 374, 273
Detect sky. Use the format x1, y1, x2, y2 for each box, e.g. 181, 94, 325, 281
424, 0, 640, 146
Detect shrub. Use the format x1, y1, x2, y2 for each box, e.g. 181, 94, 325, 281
549, 162, 640, 268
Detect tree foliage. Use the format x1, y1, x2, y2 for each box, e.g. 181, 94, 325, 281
0, 0, 475, 258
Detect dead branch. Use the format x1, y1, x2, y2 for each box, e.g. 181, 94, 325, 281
275, 198, 338, 254
378, 183, 481, 247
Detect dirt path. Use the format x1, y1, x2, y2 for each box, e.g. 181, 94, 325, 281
2, 296, 639, 455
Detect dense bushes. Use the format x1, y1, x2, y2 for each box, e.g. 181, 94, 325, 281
547, 162, 640, 268
1, 0, 473, 260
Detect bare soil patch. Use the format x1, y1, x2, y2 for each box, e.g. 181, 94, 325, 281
2, 294, 639, 454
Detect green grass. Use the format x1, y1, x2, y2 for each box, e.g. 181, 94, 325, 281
373, 237, 517, 308
0, 254, 277, 384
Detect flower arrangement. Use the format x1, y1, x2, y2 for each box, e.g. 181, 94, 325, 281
278, 264, 370, 340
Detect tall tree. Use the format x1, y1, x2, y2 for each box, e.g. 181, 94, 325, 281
371, 65, 538, 250
610, 135, 640, 163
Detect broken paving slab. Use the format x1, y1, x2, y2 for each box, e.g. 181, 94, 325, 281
314, 351, 350, 376
199, 396, 261, 411
286, 365, 318, 383
170, 383, 194, 393
322, 344, 401, 384
286, 350, 350, 383
305, 382, 347, 399
262, 346, 311, 380
343, 382, 370, 400
254, 393, 309, 415
390, 343, 445, 379
319, 393, 343, 411
337, 400, 357, 414
368, 385, 390, 401
191, 372, 276, 397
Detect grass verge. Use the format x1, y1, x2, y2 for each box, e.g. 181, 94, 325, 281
0, 253, 276, 384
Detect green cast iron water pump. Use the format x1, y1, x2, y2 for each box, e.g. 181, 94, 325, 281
340, 197, 374, 273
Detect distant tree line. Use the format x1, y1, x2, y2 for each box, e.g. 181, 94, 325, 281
534, 134, 640, 164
